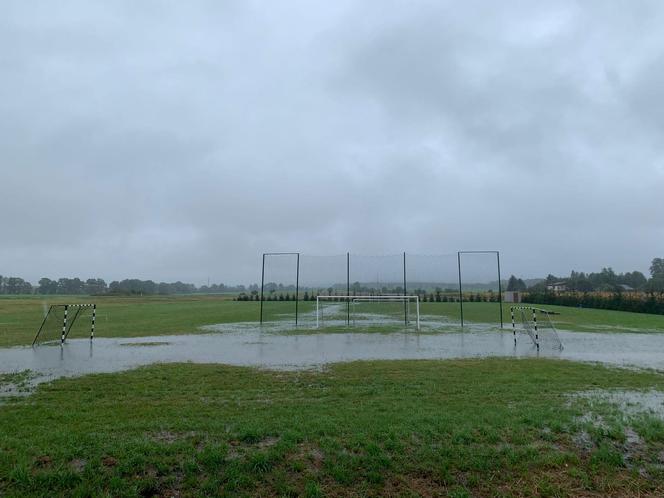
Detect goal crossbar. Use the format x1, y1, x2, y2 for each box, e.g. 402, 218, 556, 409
33, 303, 97, 347
510, 306, 563, 350
316, 295, 420, 330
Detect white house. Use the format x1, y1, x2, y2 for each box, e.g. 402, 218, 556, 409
546, 282, 568, 292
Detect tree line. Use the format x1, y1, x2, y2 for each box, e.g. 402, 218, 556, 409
506, 258, 664, 293
507, 258, 664, 315
0, 276, 257, 296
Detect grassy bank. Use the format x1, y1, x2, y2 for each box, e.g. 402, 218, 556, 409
1, 359, 664, 496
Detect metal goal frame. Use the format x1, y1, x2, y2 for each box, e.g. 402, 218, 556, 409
316, 295, 420, 330
32, 303, 97, 346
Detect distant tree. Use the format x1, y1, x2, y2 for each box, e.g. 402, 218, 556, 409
38, 278, 58, 294
621, 271, 647, 290
5, 277, 32, 294
85, 278, 107, 295
507, 275, 519, 291
650, 258, 664, 292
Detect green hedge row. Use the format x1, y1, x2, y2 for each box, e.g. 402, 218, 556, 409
523, 291, 664, 315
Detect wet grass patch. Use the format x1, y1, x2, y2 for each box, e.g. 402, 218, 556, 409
119, 341, 173, 347
0, 370, 37, 399
1, 359, 664, 496
2, 296, 663, 348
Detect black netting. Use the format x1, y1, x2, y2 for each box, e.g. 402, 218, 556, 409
261, 254, 298, 324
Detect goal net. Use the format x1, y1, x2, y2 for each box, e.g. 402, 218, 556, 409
260, 253, 299, 325
33, 304, 97, 346
405, 253, 459, 325
317, 295, 420, 330
299, 254, 349, 326
260, 251, 502, 329
510, 306, 563, 350
458, 251, 503, 327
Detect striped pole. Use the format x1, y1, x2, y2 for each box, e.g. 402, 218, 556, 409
532, 308, 539, 350
510, 306, 516, 345
91, 304, 96, 340
61, 305, 68, 346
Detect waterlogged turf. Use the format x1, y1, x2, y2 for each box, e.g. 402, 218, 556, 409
1, 359, 664, 497
1, 296, 663, 347
4, 327, 664, 386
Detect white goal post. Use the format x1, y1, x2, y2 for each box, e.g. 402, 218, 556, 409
316, 295, 420, 330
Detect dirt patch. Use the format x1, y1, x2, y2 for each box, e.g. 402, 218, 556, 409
34, 455, 52, 468
256, 436, 279, 449
102, 456, 118, 467
149, 430, 197, 444
225, 435, 281, 460
70, 459, 87, 472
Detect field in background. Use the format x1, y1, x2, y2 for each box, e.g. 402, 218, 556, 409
1, 295, 663, 347
0, 295, 252, 347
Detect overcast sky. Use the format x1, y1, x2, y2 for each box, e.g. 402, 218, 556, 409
1, 0, 663, 285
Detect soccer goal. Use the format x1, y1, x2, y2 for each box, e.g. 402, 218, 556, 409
32, 304, 97, 346
316, 295, 420, 330
510, 306, 563, 350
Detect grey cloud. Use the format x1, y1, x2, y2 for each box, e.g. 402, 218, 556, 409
1, 0, 663, 285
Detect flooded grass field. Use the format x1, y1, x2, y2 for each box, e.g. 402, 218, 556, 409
2, 321, 664, 387
2, 298, 664, 496
2, 296, 663, 347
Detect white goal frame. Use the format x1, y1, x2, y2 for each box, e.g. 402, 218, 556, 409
316, 295, 420, 330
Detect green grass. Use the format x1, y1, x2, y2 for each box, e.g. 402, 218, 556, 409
1, 296, 663, 348
0, 295, 257, 347
418, 302, 664, 333
294, 300, 664, 333
1, 359, 664, 496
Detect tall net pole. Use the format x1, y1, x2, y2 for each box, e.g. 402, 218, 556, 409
458, 252, 464, 327
259, 252, 300, 326
260, 253, 266, 324
346, 252, 350, 326
403, 252, 407, 325
497, 251, 503, 328
295, 253, 300, 326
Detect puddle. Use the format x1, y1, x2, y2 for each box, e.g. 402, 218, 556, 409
574, 390, 664, 419
2, 323, 664, 387
570, 389, 664, 472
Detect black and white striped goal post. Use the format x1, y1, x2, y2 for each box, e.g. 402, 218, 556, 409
33, 303, 97, 347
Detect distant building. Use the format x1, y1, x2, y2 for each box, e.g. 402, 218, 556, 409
619, 284, 634, 291
546, 281, 568, 292
504, 291, 522, 303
